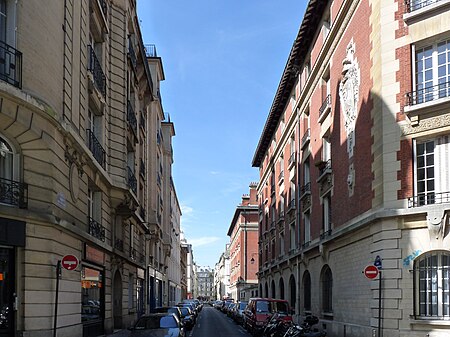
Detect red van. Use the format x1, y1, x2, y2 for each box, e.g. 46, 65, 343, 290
243, 298, 292, 336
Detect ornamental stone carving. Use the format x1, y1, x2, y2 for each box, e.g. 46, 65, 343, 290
339, 40, 360, 158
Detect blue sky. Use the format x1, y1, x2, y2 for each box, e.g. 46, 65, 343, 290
137, 1, 307, 268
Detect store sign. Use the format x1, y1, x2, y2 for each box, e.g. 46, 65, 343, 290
85, 244, 105, 265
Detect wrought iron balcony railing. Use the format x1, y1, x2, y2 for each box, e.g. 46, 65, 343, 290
0, 177, 28, 208
406, 81, 450, 106
128, 37, 137, 70
140, 158, 146, 177
88, 216, 106, 242
144, 44, 158, 58
127, 166, 137, 194
288, 198, 296, 211
278, 171, 284, 183
406, 0, 445, 12
300, 182, 311, 197
99, 0, 108, 18
319, 94, 332, 119
288, 152, 296, 167
127, 100, 138, 136
318, 159, 332, 177
320, 229, 332, 240
301, 128, 311, 149
0, 40, 22, 88
408, 191, 450, 207
86, 129, 106, 169
87, 45, 106, 97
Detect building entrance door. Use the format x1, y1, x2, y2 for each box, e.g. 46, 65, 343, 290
0, 248, 14, 337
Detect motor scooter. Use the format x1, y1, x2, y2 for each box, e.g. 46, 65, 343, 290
282, 315, 327, 337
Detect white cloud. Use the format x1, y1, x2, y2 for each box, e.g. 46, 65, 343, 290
189, 236, 220, 248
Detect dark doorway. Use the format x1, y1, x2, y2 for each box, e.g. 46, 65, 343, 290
0, 248, 14, 337
113, 270, 122, 329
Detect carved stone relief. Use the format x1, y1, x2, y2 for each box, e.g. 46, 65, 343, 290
339, 39, 360, 158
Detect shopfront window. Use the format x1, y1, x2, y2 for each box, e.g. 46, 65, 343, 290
81, 267, 103, 322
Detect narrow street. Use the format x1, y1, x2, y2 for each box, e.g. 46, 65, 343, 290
188, 306, 250, 337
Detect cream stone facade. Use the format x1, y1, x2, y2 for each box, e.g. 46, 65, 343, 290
252, 0, 450, 336
0, 1, 181, 336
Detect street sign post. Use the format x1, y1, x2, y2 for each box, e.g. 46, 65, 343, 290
61, 255, 79, 270
363, 264, 382, 337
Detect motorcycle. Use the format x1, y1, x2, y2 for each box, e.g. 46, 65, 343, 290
262, 313, 291, 337
282, 315, 327, 337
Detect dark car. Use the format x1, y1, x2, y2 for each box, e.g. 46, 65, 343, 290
177, 306, 195, 330
128, 313, 186, 336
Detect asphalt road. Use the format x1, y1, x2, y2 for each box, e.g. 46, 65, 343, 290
188, 306, 251, 337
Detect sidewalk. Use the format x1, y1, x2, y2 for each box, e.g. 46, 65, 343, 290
105, 329, 130, 337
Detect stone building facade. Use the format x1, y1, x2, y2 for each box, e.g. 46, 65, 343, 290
252, 0, 450, 336
227, 183, 259, 301
0, 1, 180, 336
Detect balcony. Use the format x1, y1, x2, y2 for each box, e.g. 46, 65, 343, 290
320, 229, 332, 240
86, 129, 106, 169
288, 152, 296, 169
278, 171, 284, 184
318, 94, 332, 123
97, 0, 108, 18
87, 45, 106, 98
127, 166, 137, 194
128, 37, 137, 70
302, 241, 311, 250
140, 158, 146, 178
405, 81, 450, 118
144, 44, 158, 58
300, 183, 311, 211
405, 0, 447, 12
0, 177, 28, 208
0, 40, 22, 88
288, 198, 296, 212
317, 160, 333, 196
88, 217, 106, 242
127, 100, 138, 137
408, 191, 450, 207
301, 128, 311, 150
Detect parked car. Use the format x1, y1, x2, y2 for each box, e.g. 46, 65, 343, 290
227, 303, 236, 317
233, 301, 248, 325
177, 306, 195, 329
149, 306, 183, 322
128, 313, 186, 336
243, 298, 292, 336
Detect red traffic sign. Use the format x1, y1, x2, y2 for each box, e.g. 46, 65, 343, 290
61, 255, 79, 271
364, 265, 379, 279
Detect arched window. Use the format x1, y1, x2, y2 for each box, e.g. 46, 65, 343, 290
414, 250, 450, 319
0, 135, 26, 208
321, 265, 333, 314
271, 280, 276, 298
0, 136, 14, 180
259, 284, 263, 298
289, 275, 296, 311
265, 282, 268, 298
279, 277, 285, 299
303, 271, 311, 311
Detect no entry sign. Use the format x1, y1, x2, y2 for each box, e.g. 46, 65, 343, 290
364, 265, 379, 279
61, 255, 79, 271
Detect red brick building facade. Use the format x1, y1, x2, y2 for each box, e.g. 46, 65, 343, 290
227, 183, 259, 301
252, 0, 450, 336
